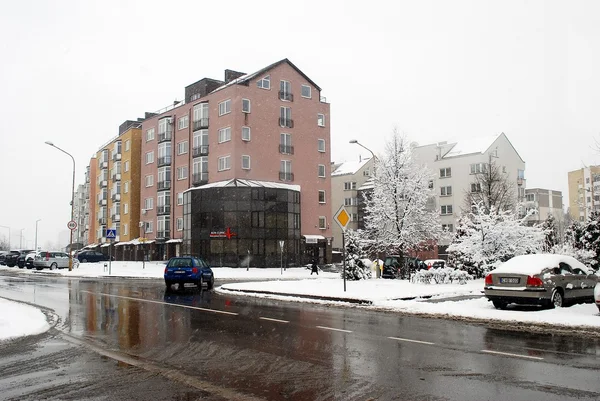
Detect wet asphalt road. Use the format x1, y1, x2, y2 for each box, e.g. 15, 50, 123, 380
0, 272, 599, 401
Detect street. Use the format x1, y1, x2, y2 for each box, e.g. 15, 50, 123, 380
1, 272, 599, 401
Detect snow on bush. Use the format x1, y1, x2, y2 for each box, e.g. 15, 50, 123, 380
342, 230, 372, 280
411, 267, 472, 285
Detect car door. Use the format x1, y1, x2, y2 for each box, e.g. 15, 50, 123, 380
558, 263, 577, 301
574, 267, 596, 299
59, 253, 69, 268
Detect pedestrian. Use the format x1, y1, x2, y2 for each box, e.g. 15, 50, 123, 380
311, 259, 319, 275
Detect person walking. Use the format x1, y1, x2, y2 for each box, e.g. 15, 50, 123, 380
311, 259, 319, 275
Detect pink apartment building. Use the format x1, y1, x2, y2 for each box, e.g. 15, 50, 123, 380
138, 59, 332, 266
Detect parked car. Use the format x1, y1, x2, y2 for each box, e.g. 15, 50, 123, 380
484, 254, 598, 309
164, 256, 214, 291
424, 259, 446, 269
24, 251, 40, 269
382, 255, 426, 279
595, 283, 600, 312
75, 250, 109, 263
17, 249, 35, 268
5, 250, 32, 267
34, 251, 71, 270
0, 251, 8, 265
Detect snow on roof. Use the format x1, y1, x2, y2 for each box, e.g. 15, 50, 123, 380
331, 158, 371, 176
185, 179, 300, 193
166, 239, 183, 244
357, 178, 374, 191
490, 254, 588, 276
443, 133, 500, 158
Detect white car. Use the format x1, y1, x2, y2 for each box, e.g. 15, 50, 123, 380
595, 283, 600, 312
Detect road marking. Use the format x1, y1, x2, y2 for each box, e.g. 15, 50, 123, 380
316, 325, 352, 333
388, 336, 435, 345
82, 291, 238, 316
481, 349, 544, 360
259, 317, 289, 323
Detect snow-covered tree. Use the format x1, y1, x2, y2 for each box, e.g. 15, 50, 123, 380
541, 214, 558, 252
0, 237, 8, 251
580, 212, 600, 268
342, 229, 371, 280
564, 220, 585, 250
447, 201, 546, 275
463, 154, 516, 214
362, 130, 444, 258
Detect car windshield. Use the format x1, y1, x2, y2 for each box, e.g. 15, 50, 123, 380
169, 258, 193, 268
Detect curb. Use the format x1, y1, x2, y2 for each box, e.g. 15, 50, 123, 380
220, 287, 373, 305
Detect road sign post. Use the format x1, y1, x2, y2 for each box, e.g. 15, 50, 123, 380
105, 229, 117, 275
279, 240, 285, 273
333, 206, 351, 292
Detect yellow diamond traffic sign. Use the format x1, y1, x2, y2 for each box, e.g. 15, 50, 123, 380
334, 206, 351, 231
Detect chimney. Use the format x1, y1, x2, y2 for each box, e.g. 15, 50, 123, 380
224, 69, 246, 83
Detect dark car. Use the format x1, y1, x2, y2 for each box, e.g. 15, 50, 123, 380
164, 256, 214, 291
0, 251, 8, 265
75, 250, 109, 263
5, 250, 32, 267
16, 250, 34, 268
382, 255, 425, 279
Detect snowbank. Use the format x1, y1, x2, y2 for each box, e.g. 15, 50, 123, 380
0, 298, 50, 341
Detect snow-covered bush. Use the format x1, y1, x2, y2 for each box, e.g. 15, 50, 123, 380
411, 267, 472, 285
342, 230, 372, 280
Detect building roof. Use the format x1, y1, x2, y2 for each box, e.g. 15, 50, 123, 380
210, 58, 322, 94
185, 179, 301, 192
443, 133, 501, 158
331, 158, 372, 177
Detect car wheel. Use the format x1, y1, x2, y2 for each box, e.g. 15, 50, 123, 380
165, 281, 172, 291
199, 275, 205, 288
50, 263, 58, 270
207, 276, 214, 290
492, 300, 507, 310
36, 266, 43, 271
81, 259, 88, 263
550, 289, 564, 308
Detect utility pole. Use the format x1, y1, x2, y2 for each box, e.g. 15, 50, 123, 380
35, 219, 41, 251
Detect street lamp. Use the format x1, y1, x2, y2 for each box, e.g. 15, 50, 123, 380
35, 219, 41, 251
0, 225, 10, 250
45, 140, 76, 271
19, 228, 25, 248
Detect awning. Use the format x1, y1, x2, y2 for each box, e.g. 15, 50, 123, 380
302, 234, 326, 244
100, 243, 112, 248
129, 238, 155, 245
83, 243, 98, 249
114, 241, 130, 247
166, 239, 183, 244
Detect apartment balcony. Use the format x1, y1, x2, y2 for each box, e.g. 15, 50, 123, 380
279, 172, 294, 182
157, 205, 171, 216
112, 152, 122, 162
279, 144, 294, 155
111, 173, 121, 182
99, 161, 108, 169
111, 193, 121, 202
158, 130, 173, 143
192, 172, 209, 186
157, 156, 172, 167
97, 198, 107, 206
279, 117, 294, 128
85, 193, 90, 200
111, 214, 120, 222
157, 230, 170, 239
99, 180, 108, 188
99, 217, 107, 225
193, 118, 209, 131
192, 145, 209, 158
279, 91, 293, 102
157, 180, 171, 191
517, 178, 525, 186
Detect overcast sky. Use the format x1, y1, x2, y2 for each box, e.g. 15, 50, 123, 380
1, 0, 599, 248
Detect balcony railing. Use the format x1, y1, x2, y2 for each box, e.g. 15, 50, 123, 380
157, 230, 171, 239
157, 180, 171, 191
111, 173, 121, 182
279, 172, 294, 182
279, 117, 294, 128
192, 145, 209, 158
99, 161, 108, 170
279, 144, 294, 155
112, 153, 122, 161
111, 214, 120, 222
192, 118, 209, 131
111, 193, 121, 202
158, 131, 173, 143
157, 205, 171, 215
97, 198, 107, 206
99, 180, 108, 188
157, 156, 172, 167
279, 91, 293, 101
192, 172, 209, 186
99, 217, 107, 225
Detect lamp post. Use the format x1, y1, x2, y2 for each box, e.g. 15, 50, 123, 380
35, 219, 41, 251
0, 225, 10, 250
349, 139, 381, 278
19, 228, 25, 248
45, 141, 76, 271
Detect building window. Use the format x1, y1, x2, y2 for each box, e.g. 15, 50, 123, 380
586, 177, 591, 184
280, 107, 293, 128
123, 203, 128, 215
177, 192, 184, 205
145, 221, 153, 233
177, 217, 184, 231
280, 133, 293, 154
257, 75, 270, 89
242, 98, 251, 113
318, 216, 326, 230
525, 193, 535, 202
344, 197, 358, 206
317, 113, 325, 127
441, 205, 453, 215
177, 166, 188, 180
124, 160, 130, 172
124, 181, 129, 193
439, 167, 451, 178
178, 115, 189, 130
218, 127, 231, 143
471, 183, 482, 193
442, 224, 454, 232
144, 197, 154, 210
280, 80, 292, 101
177, 140, 189, 155
123, 223, 128, 236
318, 139, 325, 153
364, 169, 370, 177
301, 85, 311, 98
344, 182, 357, 190
440, 186, 452, 196
145, 151, 154, 164
146, 128, 155, 142
242, 126, 251, 141
318, 164, 326, 178
518, 169, 525, 179
125, 140, 130, 152
145, 175, 154, 187
218, 155, 231, 171
470, 163, 487, 174
351, 213, 358, 222
318, 190, 326, 203
242, 155, 251, 170
280, 160, 292, 181
587, 196, 591, 203
218, 99, 231, 116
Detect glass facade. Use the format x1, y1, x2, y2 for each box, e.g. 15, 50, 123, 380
183, 186, 301, 267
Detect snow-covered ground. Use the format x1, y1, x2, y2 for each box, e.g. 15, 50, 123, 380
0, 298, 50, 341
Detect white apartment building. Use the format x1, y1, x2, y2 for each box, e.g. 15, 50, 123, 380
412, 132, 526, 245
523, 188, 564, 238
330, 157, 374, 250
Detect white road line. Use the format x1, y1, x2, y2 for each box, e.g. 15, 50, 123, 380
388, 336, 435, 345
481, 349, 544, 360
316, 325, 352, 333
82, 290, 238, 316
259, 317, 289, 324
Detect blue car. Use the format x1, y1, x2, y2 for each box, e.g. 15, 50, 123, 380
164, 256, 214, 291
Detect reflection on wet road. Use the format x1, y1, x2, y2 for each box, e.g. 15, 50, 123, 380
1, 272, 600, 401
